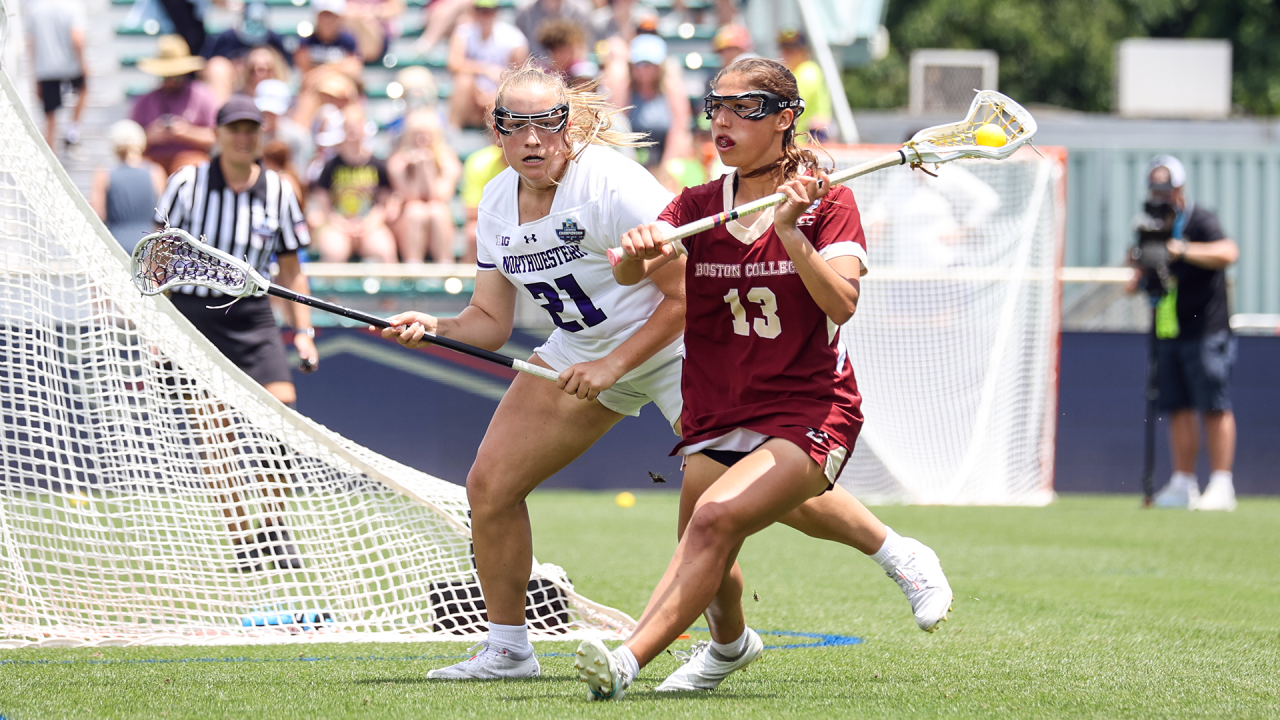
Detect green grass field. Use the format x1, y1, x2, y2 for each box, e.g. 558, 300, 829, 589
2, 493, 1279, 719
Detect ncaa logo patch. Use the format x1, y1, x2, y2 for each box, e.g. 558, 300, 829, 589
556, 218, 586, 245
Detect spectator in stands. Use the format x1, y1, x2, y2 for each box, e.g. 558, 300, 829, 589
777, 29, 831, 142
90, 120, 168, 253
604, 33, 691, 170
310, 108, 398, 263
447, 0, 528, 129
535, 18, 589, 81
305, 73, 358, 181
131, 35, 219, 175
516, 0, 591, 61
458, 139, 507, 263
295, 0, 364, 78
25, 0, 88, 150
344, 0, 404, 64
201, 1, 291, 104
239, 46, 291, 99
673, 0, 736, 27
711, 23, 755, 70
264, 140, 308, 212
255, 79, 313, 173
386, 110, 461, 263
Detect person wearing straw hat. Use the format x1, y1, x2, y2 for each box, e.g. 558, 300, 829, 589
130, 35, 219, 175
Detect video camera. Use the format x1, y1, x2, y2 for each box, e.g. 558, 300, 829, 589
1130, 198, 1176, 298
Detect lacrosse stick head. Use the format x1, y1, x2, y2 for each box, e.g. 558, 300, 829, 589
904, 90, 1037, 164
131, 226, 270, 298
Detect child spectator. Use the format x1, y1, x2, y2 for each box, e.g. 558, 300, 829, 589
310, 108, 398, 263
386, 110, 461, 263
25, 0, 88, 150
295, 0, 364, 78
90, 120, 168, 253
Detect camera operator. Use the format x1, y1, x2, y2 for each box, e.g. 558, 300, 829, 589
1128, 155, 1240, 511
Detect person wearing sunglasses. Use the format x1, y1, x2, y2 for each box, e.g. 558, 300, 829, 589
580, 57, 951, 700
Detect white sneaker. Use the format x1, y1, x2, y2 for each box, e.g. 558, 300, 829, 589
426, 641, 540, 679
1153, 476, 1200, 509
888, 539, 953, 632
1193, 478, 1237, 511
656, 628, 764, 692
574, 639, 631, 701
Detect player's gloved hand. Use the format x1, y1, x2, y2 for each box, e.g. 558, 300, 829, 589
619, 223, 676, 261
380, 312, 439, 349
774, 169, 831, 230
558, 357, 624, 402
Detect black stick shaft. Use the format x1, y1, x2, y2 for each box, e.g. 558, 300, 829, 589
265, 283, 525, 371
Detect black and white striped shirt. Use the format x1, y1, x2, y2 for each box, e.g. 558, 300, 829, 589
154, 160, 310, 296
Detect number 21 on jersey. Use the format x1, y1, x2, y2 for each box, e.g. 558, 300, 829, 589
525, 273, 608, 332
724, 287, 780, 339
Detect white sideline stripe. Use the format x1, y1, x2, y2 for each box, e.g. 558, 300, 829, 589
300, 335, 513, 401
304, 263, 479, 279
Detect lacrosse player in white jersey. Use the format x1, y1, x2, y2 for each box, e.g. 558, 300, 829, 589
381, 60, 951, 681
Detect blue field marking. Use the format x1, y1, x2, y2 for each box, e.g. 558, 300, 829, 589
0, 629, 861, 666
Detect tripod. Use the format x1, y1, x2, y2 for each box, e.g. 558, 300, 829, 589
1140, 296, 1160, 507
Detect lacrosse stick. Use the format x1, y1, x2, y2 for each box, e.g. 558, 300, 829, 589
130, 227, 561, 382
606, 90, 1037, 266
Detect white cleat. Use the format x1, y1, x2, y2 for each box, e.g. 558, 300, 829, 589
1193, 478, 1236, 511
1152, 476, 1200, 509
656, 628, 764, 692
889, 538, 953, 633
426, 642, 540, 680
574, 639, 630, 701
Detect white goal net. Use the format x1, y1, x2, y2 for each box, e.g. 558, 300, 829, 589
0, 71, 632, 647
830, 146, 1064, 505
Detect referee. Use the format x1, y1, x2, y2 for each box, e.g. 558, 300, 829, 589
155, 94, 318, 408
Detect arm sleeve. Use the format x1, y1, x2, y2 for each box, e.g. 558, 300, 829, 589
278, 180, 311, 251
591, 159, 674, 255
814, 187, 869, 272
315, 157, 335, 191
1186, 208, 1226, 243
153, 165, 194, 227
475, 209, 497, 270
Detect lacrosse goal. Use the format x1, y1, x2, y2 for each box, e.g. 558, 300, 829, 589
830, 145, 1066, 505
0, 70, 630, 647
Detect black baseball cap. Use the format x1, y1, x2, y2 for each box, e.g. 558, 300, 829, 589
217, 94, 263, 126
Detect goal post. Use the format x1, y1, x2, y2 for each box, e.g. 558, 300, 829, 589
0, 66, 632, 647
827, 145, 1066, 505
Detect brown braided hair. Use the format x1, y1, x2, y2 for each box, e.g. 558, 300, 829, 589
711, 57, 831, 183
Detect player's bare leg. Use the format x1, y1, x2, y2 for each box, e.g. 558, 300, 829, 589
578, 438, 827, 699
433, 354, 623, 679
781, 485, 952, 631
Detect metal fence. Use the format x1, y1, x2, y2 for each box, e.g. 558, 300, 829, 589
1065, 147, 1280, 314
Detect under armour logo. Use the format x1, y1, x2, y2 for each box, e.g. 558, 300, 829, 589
524, 233, 538, 244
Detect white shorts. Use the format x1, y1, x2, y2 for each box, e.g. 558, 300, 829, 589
534, 331, 684, 429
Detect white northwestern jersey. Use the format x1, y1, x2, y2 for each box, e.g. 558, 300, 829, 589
476, 144, 676, 361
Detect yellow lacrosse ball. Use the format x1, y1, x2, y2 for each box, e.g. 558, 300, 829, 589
974, 123, 1008, 147
615, 492, 637, 508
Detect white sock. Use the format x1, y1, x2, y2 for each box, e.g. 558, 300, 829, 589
1208, 470, 1233, 487
614, 644, 639, 681
870, 527, 905, 572
711, 628, 749, 658
487, 622, 531, 656
1171, 471, 1197, 489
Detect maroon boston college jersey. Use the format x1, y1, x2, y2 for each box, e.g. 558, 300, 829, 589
661, 171, 868, 459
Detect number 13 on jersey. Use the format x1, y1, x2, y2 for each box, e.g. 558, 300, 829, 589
724, 287, 781, 339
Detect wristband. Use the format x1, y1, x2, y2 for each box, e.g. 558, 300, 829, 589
296, 327, 315, 339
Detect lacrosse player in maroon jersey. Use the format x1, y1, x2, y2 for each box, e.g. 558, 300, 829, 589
575, 58, 951, 700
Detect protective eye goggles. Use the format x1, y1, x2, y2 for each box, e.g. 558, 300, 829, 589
493, 104, 570, 136
703, 91, 805, 121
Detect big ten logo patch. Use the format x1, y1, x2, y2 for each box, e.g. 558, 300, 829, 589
497, 235, 511, 246
556, 218, 585, 245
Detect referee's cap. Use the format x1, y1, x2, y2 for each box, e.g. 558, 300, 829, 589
217, 95, 264, 126
1147, 154, 1186, 190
